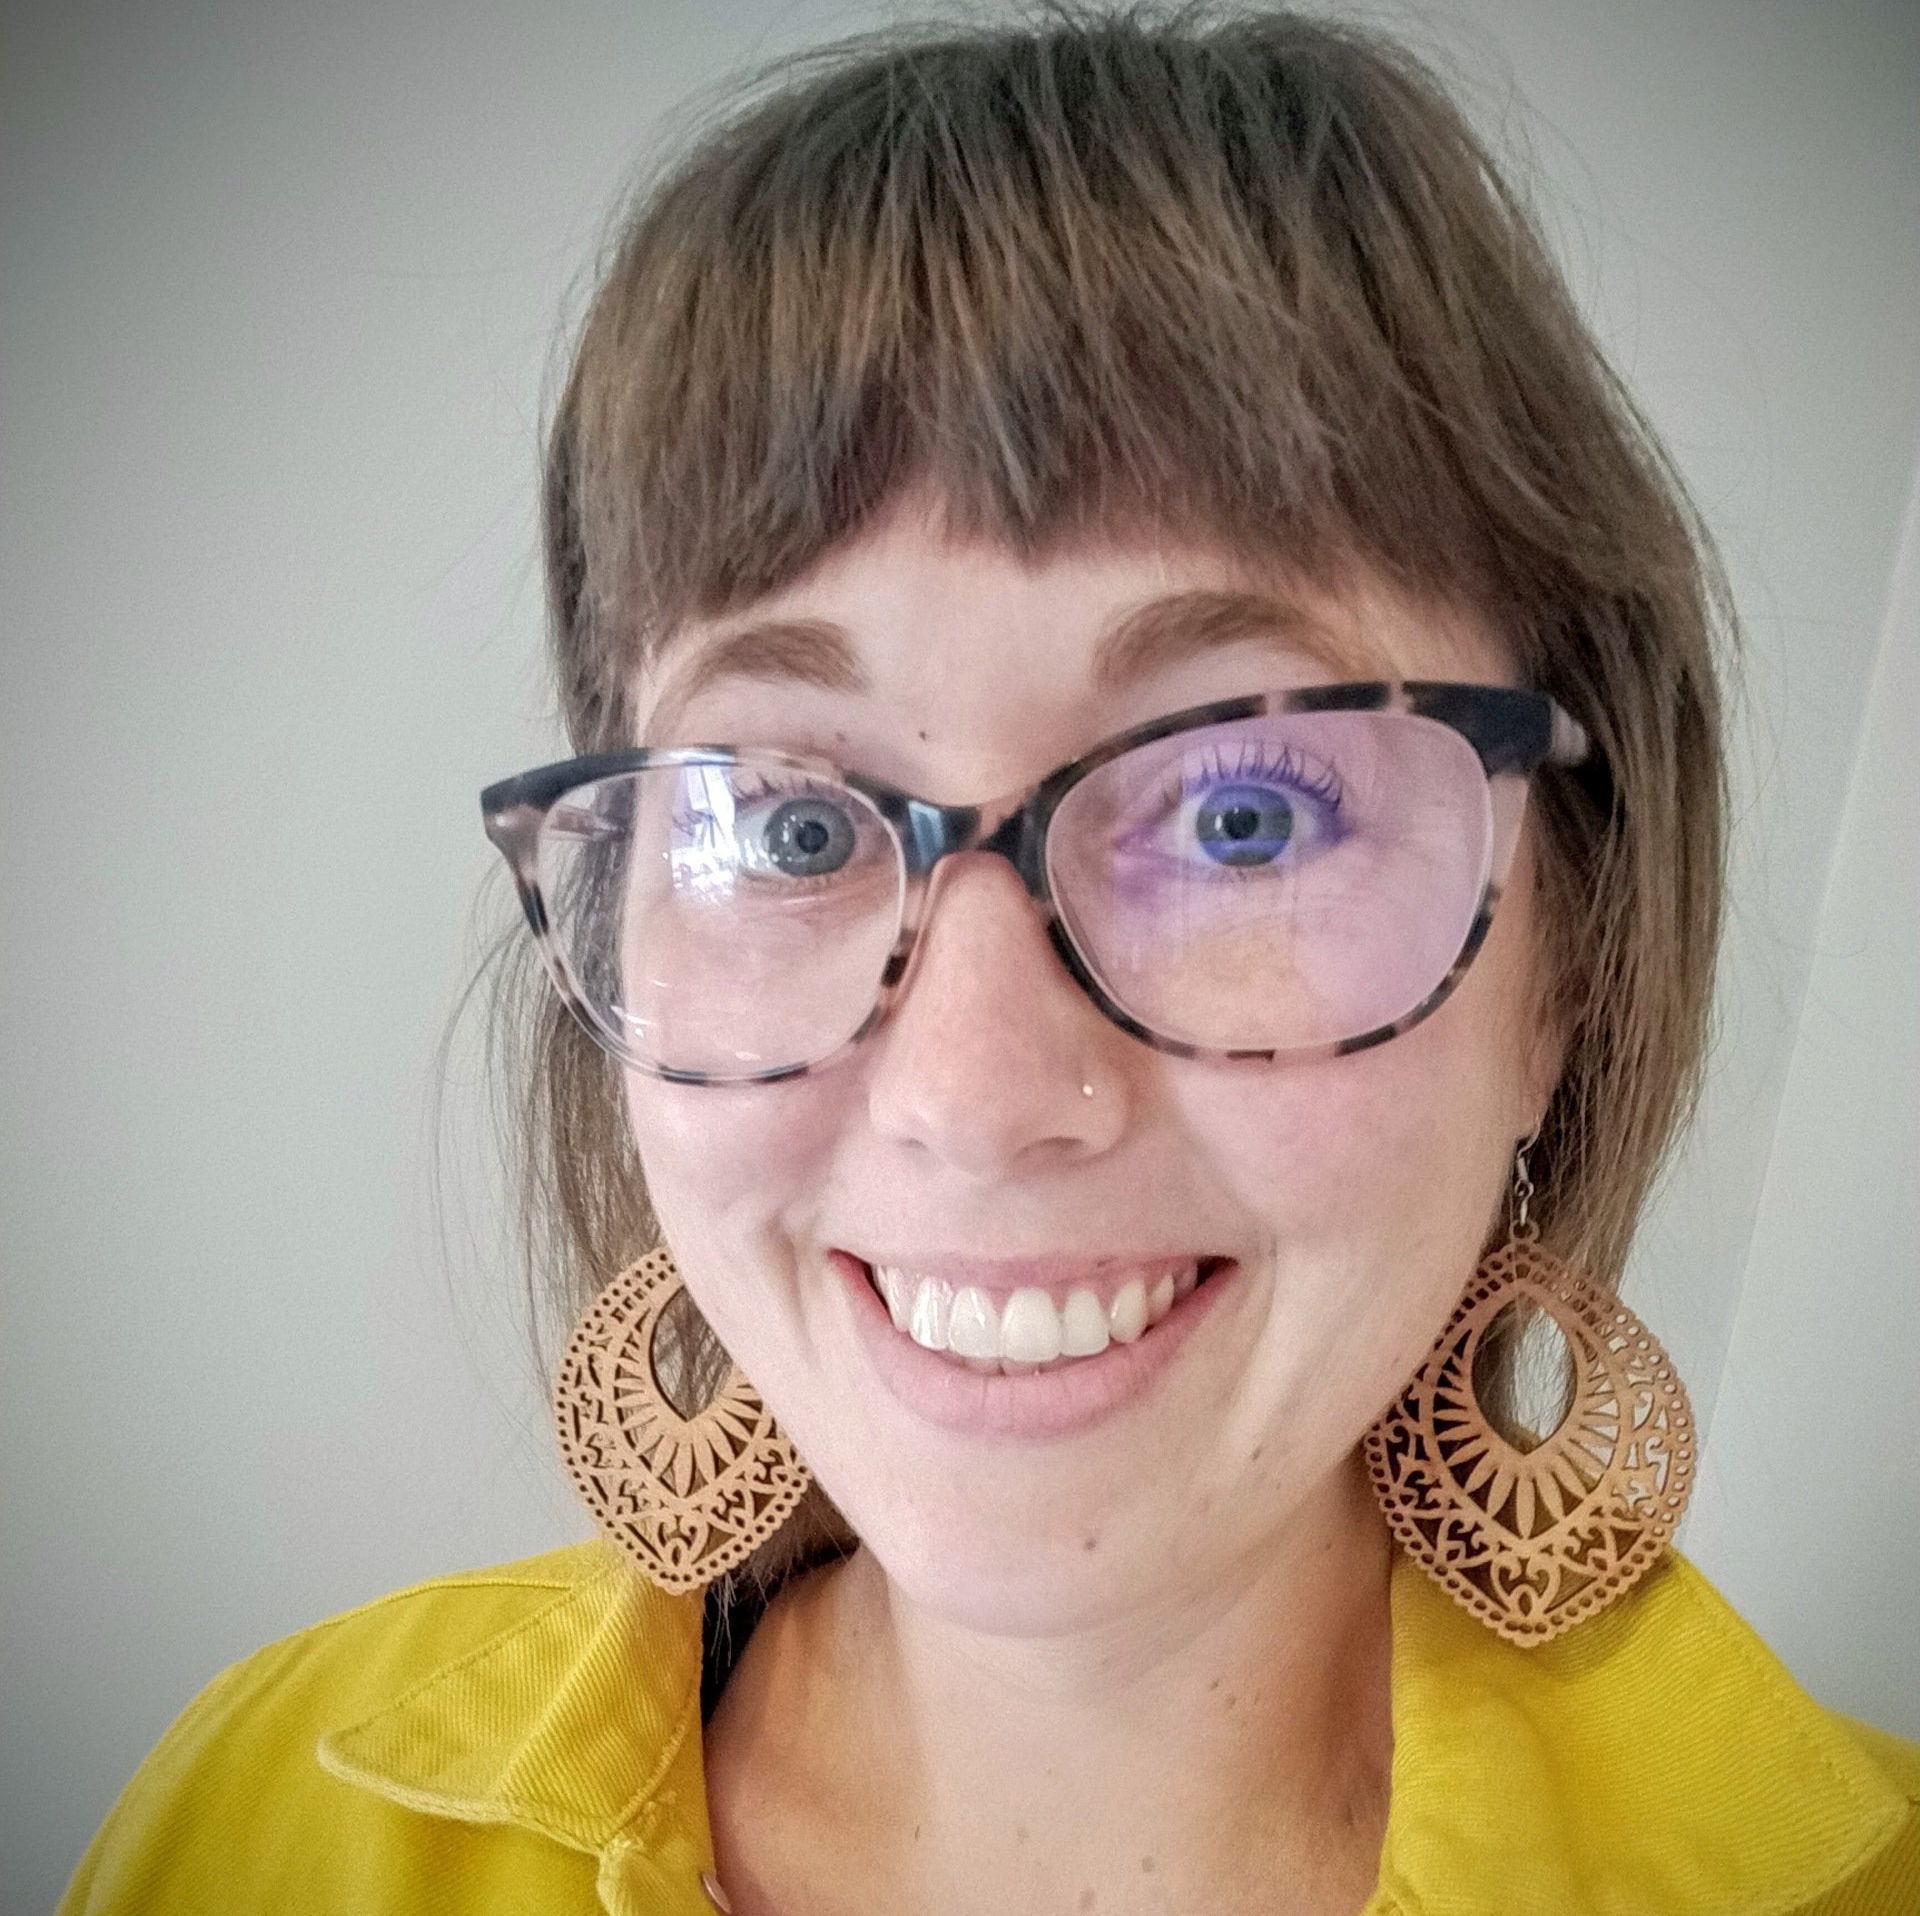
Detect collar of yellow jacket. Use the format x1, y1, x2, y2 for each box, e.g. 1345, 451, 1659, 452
315, 1540, 1908, 1916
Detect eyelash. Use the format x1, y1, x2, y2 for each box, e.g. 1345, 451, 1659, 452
1157, 739, 1346, 813
670, 769, 846, 846
662, 739, 1348, 867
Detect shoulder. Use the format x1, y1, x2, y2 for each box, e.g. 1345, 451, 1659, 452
1805, 1711, 1920, 1914
1830, 1711, 1920, 1794
56, 1541, 630, 1916
1634, 1553, 1920, 1915
1634, 1552, 1920, 1914
1381, 1541, 1920, 1914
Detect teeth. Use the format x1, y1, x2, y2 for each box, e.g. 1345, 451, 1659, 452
1059, 1289, 1110, 1357
908, 1277, 953, 1351
877, 1268, 911, 1332
947, 1287, 1000, 1360
1001, 1288, 1064, 1364
870, 1261, 1206, 1370
1108, 1277, 1149, 1344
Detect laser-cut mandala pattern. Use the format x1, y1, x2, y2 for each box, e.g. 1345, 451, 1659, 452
1362, 1242, 1695, 1645
553, 1248, 812, 1594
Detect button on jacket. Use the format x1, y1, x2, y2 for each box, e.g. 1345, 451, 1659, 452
58, 1539, 1920, 1915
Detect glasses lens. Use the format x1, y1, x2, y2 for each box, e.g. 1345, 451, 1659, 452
1047, 709, 1494, 1052
535, 757, 903, 1076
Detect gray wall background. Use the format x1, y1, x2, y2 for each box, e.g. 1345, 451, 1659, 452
4, 1, 1916, 1908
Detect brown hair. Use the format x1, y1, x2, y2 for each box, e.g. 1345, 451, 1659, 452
463, 3, 1728, 1587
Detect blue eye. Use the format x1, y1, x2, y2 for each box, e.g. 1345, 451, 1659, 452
754, 796, 857, 877
1192, 783, 1301, 865
671, 770, 875, 889
1148, 740, 1346, 874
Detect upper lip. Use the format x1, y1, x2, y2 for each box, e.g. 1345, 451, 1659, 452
844, 1249, 1222, 1295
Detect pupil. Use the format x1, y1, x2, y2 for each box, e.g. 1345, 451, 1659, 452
795, 819, 828, 854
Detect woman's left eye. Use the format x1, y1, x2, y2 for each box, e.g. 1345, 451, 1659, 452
1134, 751, 1346, 872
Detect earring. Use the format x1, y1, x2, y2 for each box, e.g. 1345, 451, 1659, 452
1361, 1137, 1696, 1645
552, 1245, 813, 1595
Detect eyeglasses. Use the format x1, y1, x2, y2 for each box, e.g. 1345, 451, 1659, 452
480, 682, 1596, 1084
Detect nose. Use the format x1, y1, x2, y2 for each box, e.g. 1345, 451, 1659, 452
863, 849, 1132, 1178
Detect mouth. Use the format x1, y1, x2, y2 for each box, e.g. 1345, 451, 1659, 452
847, 1252, 1234, 1378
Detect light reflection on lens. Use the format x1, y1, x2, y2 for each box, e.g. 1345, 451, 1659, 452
537, 759, 902, 1075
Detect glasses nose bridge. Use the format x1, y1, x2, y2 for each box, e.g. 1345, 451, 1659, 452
904, 781, 1052, 901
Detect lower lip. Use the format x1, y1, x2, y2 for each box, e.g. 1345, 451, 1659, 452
830, 1250, 1238, 1440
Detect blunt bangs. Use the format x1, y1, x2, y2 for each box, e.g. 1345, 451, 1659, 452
550, 9, 1694, 750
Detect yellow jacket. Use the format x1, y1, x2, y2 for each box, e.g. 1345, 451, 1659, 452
58, 1539, 1920, 1914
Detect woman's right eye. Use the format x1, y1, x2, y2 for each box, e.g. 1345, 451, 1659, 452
741, 794, 861, 878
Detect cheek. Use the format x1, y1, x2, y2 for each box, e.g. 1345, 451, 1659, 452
1186, 1019, 1516, 1227
1166, 890, 1539, 1324
618, 1070, 856, 1355
621, 1068, 854, 1210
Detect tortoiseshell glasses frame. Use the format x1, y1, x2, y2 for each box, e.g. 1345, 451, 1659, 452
480, 681, 1597, 1085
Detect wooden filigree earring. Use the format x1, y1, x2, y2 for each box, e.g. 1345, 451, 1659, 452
1362, 1137, 1696, 1645
552, 1246, 812, 1594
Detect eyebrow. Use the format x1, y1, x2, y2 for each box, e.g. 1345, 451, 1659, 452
643, 587, 1389, 739
1091, 588, 1392, 690
645, 618, 866, 740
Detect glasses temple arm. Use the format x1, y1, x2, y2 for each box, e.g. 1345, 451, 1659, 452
1547, 703, 1592, 768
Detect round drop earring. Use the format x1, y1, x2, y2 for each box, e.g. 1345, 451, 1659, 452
551, 1246, 812, 1594
1362, 1137, 1696, 1645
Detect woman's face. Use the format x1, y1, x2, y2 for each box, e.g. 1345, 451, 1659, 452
621, 495, 1560, 1636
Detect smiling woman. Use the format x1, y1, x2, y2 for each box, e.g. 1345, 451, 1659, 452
57, 7, 1920, 1916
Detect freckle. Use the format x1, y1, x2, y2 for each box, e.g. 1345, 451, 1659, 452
1208, 1676, 1222, 1691
1140, 1855, 1156, 1874
1015, 1825, 1030, 1845
1082, 1533, 1100, 1552
912, 1823, 921, 1842
1078, 1893, 1097, 1912
1224, 1693, 1238, 1711
917, 727, 929, 740
1251, 1443, 1264, 1461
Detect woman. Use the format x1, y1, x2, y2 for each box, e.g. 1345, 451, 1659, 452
59, 9, 1919, 1914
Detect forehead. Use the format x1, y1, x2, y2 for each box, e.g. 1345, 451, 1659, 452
631, 500, 1517, 748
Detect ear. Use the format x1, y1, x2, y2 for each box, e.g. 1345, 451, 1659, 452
1507, 810, 1579, 1142
1515, 998, 1570, 1142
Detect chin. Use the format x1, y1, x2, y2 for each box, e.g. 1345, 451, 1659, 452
827, 1474, 1196, 1638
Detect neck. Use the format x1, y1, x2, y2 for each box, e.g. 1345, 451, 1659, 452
702, 1449, 1397, 1916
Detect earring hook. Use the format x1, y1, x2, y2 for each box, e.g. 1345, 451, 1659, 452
1511, 1125, 1541, 1243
